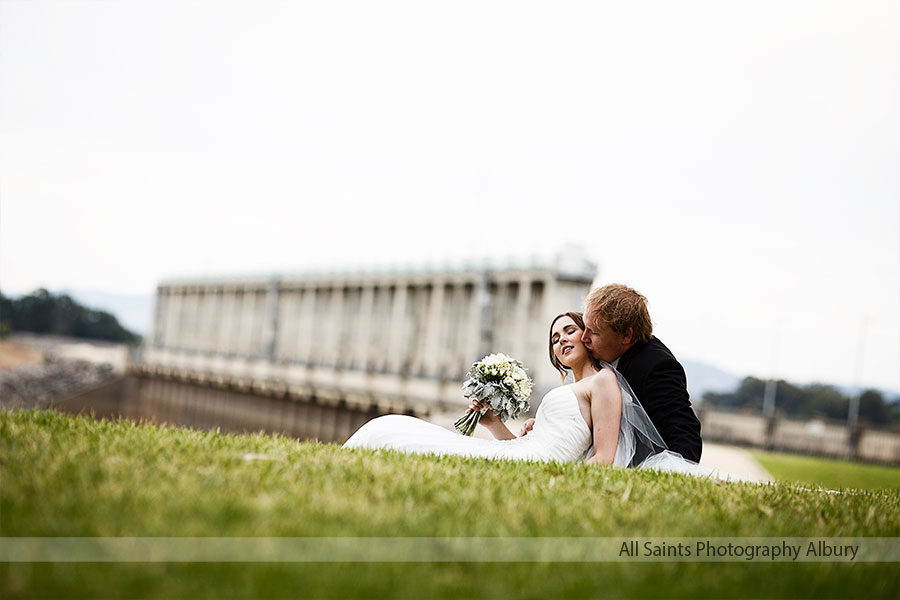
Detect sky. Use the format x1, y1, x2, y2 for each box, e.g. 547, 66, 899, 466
1, 1, 898, 393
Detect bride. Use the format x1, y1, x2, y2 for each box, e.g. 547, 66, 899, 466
346, 312, 658, 466
344, 312, 741, 478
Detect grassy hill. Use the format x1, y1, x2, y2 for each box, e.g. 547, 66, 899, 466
1, 409, 898, 599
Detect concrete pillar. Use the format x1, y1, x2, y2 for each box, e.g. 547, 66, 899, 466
245, 289, 259, 356
336, 286, 356, 369
403, 285, 424, 374
173, 291, 188, 350
386, 283, 409, 373
219, 289, 237, 355
186, 291, 201, 351
327, 287, 341, 367
275, 289, 298, 360
324, 287, 344, 367
164, 291, 181, 349
494, 280, 517, 354
231, 291, 244, 355
307, 288, 326, 365
451, 283, 471, 378
193, 290, 207, 352
245, 288, 264, 357
525, 279, 546, 375
414, 285, 431, 375
354, 285, 375, 370
513, 276, 532, 365
421, 283, 445, 376
152, 288, 166, 347
239, 290, 251, 356
296, 287, 316, 364
457, 282, 479, 376
175, 290, 189, 350
199, 290, 215, 353
180, 291, 192, 350
199, 290, 213, 352
475, 273, 494, 362
288, 287, 303, 363
237, 289, 250, 355
253, 289, 268, 356
293, 289, 307, 361
371, 285, 392, 372
229, 290, 242, 355
263, 278, 280, 360
435, 284, 453, 378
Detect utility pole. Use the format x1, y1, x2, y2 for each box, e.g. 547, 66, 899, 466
847, 316, 867, 460
762, 319, 781, 449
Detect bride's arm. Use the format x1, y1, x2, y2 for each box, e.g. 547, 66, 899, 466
469, 400, 517, 440
483, 419, 517, 440
584, 370, 623, 466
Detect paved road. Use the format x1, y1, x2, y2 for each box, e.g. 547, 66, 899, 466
699, 442, 773, 482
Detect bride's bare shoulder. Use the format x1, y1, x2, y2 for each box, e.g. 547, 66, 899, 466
571, 369, 616, 393
584, 369, 619, 392
582, 369, 616, 383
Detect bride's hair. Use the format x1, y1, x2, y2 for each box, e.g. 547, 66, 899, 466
548, 311, 597, 379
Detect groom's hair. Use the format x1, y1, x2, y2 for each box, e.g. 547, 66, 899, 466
584, 284, 653, 344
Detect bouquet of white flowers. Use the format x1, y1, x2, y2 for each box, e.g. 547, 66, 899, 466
454, 353, 533, 436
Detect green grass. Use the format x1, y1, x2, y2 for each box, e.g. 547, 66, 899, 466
751, 449, 900, 492
2, 408, 898, 599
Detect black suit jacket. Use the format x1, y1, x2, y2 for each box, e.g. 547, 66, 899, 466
614, 336, 702, 463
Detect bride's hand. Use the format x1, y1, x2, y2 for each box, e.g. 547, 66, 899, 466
518, 418, 535, 437
470, 399, 501, 428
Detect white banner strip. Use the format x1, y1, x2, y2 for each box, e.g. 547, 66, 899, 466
0, 537, 897, 563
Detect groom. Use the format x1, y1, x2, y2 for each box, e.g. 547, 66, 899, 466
580, 283, 703, 462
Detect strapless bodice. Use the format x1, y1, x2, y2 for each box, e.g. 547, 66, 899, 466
524, 386, 593, 460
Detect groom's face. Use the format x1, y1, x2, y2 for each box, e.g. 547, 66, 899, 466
582, 312, 629, 363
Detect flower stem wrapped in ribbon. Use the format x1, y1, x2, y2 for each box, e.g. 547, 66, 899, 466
454, 353, 533, 436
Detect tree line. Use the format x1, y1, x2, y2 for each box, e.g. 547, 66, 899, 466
0, 289, 140, 343
703, 376, 899, 429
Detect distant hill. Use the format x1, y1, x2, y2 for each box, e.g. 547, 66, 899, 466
0, 289, 140, 343
681, 359, 742, 405
61, 289, 154, 336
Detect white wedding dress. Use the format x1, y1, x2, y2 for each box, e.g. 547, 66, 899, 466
344, 385, 595, 463
343, 364, 750, 481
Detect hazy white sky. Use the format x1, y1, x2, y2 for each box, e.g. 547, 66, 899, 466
1, 1, 898, 392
